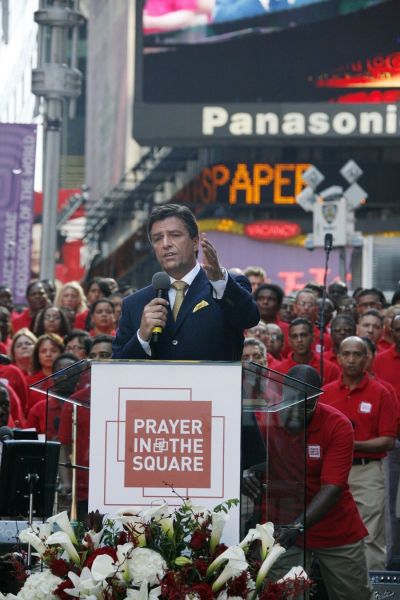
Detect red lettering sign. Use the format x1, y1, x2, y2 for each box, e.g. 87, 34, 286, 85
244, 220, 301, 241
125, 400, 212, 488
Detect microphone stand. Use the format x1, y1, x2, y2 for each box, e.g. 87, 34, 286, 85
319, 235, 333, 384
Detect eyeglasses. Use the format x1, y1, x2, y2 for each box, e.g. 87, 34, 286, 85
44, 313, 61, 321
66, 345, 85, 352
266, 334, 282, 341
296, 301, 315, 309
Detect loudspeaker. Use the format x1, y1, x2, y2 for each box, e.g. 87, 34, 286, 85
370, 571, 400, 599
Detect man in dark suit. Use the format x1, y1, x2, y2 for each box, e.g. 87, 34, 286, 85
112, 204, 259, 360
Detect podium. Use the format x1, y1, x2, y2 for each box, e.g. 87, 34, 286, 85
31, 359, 321, 553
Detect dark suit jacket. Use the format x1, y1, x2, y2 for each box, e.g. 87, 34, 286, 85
112, 269, 259, 361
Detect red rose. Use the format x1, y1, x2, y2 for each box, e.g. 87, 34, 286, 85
54, 579, 74, 600
190, 530, 208, 550
49, 558, 70, 578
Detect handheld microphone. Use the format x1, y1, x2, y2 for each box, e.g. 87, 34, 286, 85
0, 426, 13, 442
151, 271, 171, 343
324, 233, 333, 253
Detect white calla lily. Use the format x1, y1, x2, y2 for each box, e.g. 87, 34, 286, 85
65, 568, 102, 597
30, 522, 52, 540
210, 511, 229, 553
207, 545, 246, 576
141, 501, 169, 522
91, 554, 117, 582
183, 501, 209, 524
239, 528, 259, 548
277, 565, 308, 583
117, 542, 135, 582
211, 556, 248, 592
256, 522, 275, 560
115, 511, 146, 546
255, 543, 286, 590
47, 511, 77, 544
46, 530, 80, 564
83, 529, 104, 549
18, 528, 47, 556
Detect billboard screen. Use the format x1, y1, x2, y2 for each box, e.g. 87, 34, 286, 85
134, 0, 400, 142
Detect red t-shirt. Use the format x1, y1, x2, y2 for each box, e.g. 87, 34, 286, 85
74, 309, 89, 330
323, 348, 339, 366
58, 385, 91, 502
26, 370, 50, 413
262, 403, 367, 548
277, 351, 340, 385
26, 397, 64, 439
0, 364, 29, 417
322, 373, 397, 459
312, 326, 332, 355
374, 345, 400, 402
11, 308, 32, 333
377, 339, 392, 354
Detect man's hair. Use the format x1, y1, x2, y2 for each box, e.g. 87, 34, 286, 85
91, 334, 115, 346
358, 309, 384, 325
287, 364, 321, 389
64, 329, 93, 354
254, 283, 284, 308
244, 266, 266, 279
147, 204, 199, 241
289, 317, 313, 334
295, 289, 317, 304
356, 288, 386, 306
328, 280, 348, 293
331, 314, 356, 332
303, 283, 323, 298
243, 337, 267, 359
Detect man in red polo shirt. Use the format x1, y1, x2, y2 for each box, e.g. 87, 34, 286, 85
244, 364, 373, 599
325, 314, 356, 366
375, 314, 400, 401
322, 336, 397, 571
357, 309, 386, 354
374, 314, 400, 569
293, 289, 332, 354
277, 318, 340, 385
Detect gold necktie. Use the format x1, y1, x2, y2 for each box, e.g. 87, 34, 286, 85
172, 281, 188, 320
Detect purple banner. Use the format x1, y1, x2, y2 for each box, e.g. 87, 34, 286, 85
0, 124, 37, 305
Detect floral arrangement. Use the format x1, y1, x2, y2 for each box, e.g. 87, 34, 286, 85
0, 499, 309, 600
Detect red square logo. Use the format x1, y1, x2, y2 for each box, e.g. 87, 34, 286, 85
124, 400, 212, 488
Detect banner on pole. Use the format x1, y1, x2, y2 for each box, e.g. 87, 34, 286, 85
0, 124, 37, 305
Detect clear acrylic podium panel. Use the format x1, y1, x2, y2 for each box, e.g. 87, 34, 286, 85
31, 360, 322, 553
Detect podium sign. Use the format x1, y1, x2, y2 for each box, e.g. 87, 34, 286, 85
89, 361, 242, 544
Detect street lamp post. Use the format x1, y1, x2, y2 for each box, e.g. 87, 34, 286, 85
32, 0, 83, 280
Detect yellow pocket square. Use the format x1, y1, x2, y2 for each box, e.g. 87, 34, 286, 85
193, 300, 209, 313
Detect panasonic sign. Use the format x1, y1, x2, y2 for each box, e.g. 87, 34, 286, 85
133, 103, 400, 143
202, 105, 399, 137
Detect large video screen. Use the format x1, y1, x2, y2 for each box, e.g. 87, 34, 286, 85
139, 0, 399, 104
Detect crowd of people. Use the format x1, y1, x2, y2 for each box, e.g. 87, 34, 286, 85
0, 204, 400, 595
